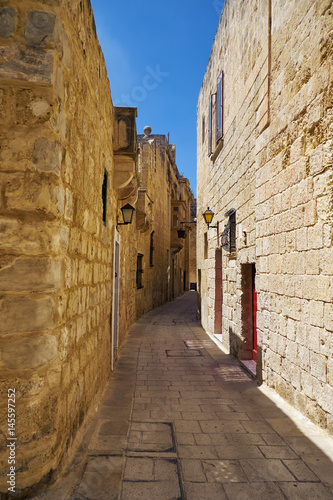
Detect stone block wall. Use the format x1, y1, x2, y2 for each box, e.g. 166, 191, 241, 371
197, 0, 333, 432
0, 0, 116, 492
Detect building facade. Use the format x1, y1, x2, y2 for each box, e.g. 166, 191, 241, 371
197, 0, 333, 432
117, 129, 194, 350
0, 0, 193, 494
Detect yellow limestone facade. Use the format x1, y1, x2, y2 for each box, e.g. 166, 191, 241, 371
0, 0, 194, 494
197, 0, 333, 432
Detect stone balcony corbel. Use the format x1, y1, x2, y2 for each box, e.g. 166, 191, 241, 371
113, 107, 138, 199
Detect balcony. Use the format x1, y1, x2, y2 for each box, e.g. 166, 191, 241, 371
113, 107, 138, 201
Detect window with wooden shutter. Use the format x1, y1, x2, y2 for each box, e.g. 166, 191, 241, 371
208, 94, 213, 156
216, 71, 223, 143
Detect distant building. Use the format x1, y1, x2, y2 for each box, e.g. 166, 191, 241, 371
197, 0, 333, 432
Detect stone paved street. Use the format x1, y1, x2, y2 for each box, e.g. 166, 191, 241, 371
37, 292, 333, 500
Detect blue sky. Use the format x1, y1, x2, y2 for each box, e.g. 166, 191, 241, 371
90, 0, 225, 196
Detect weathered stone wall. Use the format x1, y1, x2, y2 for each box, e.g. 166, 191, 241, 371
259, 0, 333, 430
0, 1, 195, 494
0, 0, 116, 492
197, 0, 333, 432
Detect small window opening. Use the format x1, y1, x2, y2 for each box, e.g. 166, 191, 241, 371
150, 232, 154, 267
136, 254, 144, 289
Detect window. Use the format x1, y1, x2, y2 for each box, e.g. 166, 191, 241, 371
221, 209, 236, 253
208, 94, 213, 156
173, 214, 178, 227
136, 254, 144, 289
102, 170, 108, 226
216, 71, 223, 143
150, 232, 154, 267
208, 71, 224, 157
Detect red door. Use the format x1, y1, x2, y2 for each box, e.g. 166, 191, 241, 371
252, 273, 257, 362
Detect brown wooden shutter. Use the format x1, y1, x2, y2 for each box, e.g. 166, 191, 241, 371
216, 71, 223, 143
208, 94, 213, 155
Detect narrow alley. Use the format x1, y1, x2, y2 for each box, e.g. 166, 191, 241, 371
36, 292, 333, 500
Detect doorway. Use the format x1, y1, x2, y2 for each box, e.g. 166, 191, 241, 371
252, 267, 257, 362
241, 263, 257, 361
214, 249, 223, 338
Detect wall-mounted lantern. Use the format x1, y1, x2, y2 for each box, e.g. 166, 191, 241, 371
177, 228, 187, 239
202, 207, 218, 230
117, 203, 135, 226
177, 220, 197, 239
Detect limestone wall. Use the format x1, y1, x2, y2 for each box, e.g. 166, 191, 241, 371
0, 0, 116, 492
197, 0, 333, 431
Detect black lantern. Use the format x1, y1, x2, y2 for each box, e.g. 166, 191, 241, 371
177, 227, 187, 239
117, 203, 135, 225
202, 207, 218, 229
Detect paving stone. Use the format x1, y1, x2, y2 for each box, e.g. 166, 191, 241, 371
278, 482, 333, 499
214, 411, 250, 420
215, 444, 263, 459
259, 445, 299, 459
241, 420, 276, 434
266, 418, 304, 436
74, 457, 124, 500
183, 481, 227, 500
182, 411, 217, 421
178, 445, 218, 459
194, 433, 213, 445
261, 433, 286, 445
301, 455, 333, 489
226, 432, 266, 446
200, 420, 246, 434
154, 459, 179, 481
283, 436, 326, 457
283, 459, 320, 482
175, 420, 202, 433
89, 434, 127, 453
123, 457, 154, 481
98, 421, 129, 436
121, 480, 181, 500
202, 459, 247, 483
240, 458, 296, 482
223, 482, 286, 500
176, 433, 195, 445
